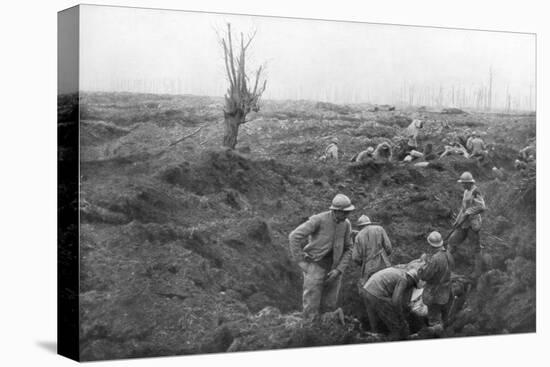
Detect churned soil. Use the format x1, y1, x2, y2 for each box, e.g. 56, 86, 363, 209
71, 92, 535, 360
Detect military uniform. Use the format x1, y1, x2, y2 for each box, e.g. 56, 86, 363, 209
324, 143, 339, 160
448, 185, 486, 250
466, 137, 488, 159
289, 211, 353, 318
352, 224, 392, 284
404, 119, 423, 149
362, 267, 414, 339
419, 248, 454, 325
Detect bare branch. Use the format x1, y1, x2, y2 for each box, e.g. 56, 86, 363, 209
252, 65, 263, 96
226, 23, 238, 89
221, 39, 233, 90
243, 29, 257, 50
168, 126, 204, 147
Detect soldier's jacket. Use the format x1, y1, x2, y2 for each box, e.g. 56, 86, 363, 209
352, 224, 392, 282
519, 145, 536, 161
456, 185, 486, 231
419, 248, 454, 305
325, 143, 339, 159
355, 149, 373, 162
466, 137, 487, 156
289, 211, 353, 274
373, 143, 393, 161
404, 119, 423, 148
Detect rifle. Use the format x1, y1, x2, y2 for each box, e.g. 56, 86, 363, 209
444, 214, 466, 242
444, 226, 458, 242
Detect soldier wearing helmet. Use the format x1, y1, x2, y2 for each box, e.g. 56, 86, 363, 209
322, 137, 340, 161
448, 172, 486, 273
466, 133, 488, 160
450, 172, 486, 246
361, 266, 420, 339
352, 215, 392, 285
352, 146, 375, 163
419, 231, 455, 327
289, 194, 355, 318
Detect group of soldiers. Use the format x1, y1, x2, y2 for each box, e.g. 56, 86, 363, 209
514, 141, 536, 170
322, 119, 494, 165
288, 171, 486, 339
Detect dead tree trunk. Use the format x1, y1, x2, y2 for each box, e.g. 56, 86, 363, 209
219, 23, 267, 149
223, 112, 244, 148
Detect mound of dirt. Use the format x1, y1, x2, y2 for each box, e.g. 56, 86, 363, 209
441, 108, 467, 115
315, 101, 358, 115
376, 114, 412, 128
157, 149, 291, 200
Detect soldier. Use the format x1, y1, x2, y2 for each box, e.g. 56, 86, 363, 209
404, 119, 424, 150
440, 142, 469, 159
352, 146, 375, 163
373, 142, 393, 162
466, 132, 488, 160
289, 194, 354, 319
323, 137, 339, 160
519, 144, 536, 163
448, 171, 487, 277
361, 267, 420, 339
419, 231, 454, 328
352, 215, 392, 286
449, 172, 486, 249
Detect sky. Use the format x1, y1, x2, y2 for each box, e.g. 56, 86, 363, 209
79, 5, 536, 110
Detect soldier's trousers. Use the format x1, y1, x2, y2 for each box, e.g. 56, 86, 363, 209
427, 302, 450, 326
448, 227, 480, 249
448, 227, 484, 277
302, 262, 342, 318
361, 289, 409, 339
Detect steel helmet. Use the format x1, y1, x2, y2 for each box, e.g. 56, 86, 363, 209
329, 194, 355, 211
427, 231, 444, 248
457, 171, 475, 183
356, 215, 372, 226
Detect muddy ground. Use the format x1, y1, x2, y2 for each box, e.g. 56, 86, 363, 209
68, 92, 535, 360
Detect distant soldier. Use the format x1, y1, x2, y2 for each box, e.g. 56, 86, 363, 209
352, 215, 392, 286
373, 142, 393, 162
419, 231, 454, 328
466, 132, 488, 160
289, 194, 354, 319
392, 137, 412, 161
322, 137, 339, 160
457, 128, 471, 148
519, 144, 536, 162
440, 142, 469, 159
492, 166, 506, 181
352, 146, 375, 163
404, 119, 424, 150
515, 143, 535, 170
361, 267, 420, 339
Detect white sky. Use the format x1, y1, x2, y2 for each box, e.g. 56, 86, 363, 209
80, 5, 535, 109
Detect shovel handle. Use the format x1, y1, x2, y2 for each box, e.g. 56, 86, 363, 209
444, 227, 457, 242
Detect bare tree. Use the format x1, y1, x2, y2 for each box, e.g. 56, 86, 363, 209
487, 66, 493, 111
219, 23, 267, 149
